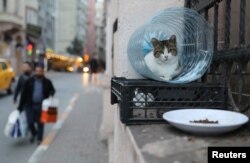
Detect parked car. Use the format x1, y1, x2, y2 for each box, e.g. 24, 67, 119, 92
0, 58, 15, 94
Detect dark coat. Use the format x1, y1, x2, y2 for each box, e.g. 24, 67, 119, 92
89, 59, 98, 73
18, 76, 55, 111
13, 73, 32, 103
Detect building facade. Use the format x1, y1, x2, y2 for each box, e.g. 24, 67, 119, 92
0, 0, 25, 71
25, 0, 41, 62
55, 0, 87, 54
86, 0, 96, 56
0, 0, 41, 74
95, 0, 106, 61
38, 0, 56, 52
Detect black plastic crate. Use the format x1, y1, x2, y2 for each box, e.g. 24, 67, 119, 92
111, 77, 228, 125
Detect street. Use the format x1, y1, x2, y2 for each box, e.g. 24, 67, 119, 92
0, 72, 108, 163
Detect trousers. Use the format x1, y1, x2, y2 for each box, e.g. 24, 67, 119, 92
25, 104, 44, 141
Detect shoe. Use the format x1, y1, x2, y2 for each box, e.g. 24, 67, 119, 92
37, 140, 42, 146
30, 137, 35, 144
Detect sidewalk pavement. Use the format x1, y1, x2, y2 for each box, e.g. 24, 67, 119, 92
36, 85, 108, 163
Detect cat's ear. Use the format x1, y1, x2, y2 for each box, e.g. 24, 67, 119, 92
169, 35, 176, 44
151, 38, 160, 47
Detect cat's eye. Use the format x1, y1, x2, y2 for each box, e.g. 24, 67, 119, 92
155, 52, 163, 57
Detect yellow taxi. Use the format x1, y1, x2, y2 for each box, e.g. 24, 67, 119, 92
0, 58, 15, 94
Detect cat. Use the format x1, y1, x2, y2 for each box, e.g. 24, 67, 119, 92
144, 35, 181, 81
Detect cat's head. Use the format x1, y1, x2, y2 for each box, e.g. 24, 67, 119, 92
151, 35, 177, 62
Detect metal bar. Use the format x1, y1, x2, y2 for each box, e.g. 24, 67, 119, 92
231, 92, 250, 97
185, 0, 191, 8
224, 62, 229, 109
203, 8, 209, 78
113, 18, 118, 33
189, 0, 223, 13
214, 3, 219, 53
111, 18, 118, 76
214, 47, 250, 60
224, 0, 231, 49
239, 0, 246, 47
205, 8, 208, 20
237, 63, 243, 105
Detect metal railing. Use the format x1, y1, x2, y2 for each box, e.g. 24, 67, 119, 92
186, 0, 250, 112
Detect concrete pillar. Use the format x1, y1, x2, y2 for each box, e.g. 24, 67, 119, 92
104, 0, 113, 76
114, 0, 184, 79
112, 0, 185, 163
105, 0, 118, 76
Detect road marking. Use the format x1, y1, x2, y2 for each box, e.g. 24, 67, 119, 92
28, 145, 48, 163
60, 111, 69, 121
42, 130, 57, 146
28, 93, 79, 163
65, 106, 73, 112
83, 86, 102, 94
53, 120, 63, 130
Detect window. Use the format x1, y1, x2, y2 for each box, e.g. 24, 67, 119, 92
3, 0, 7, 11
26, 8, 38, 25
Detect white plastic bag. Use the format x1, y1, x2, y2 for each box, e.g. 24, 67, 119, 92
42, 97, 59, 111
4, 110, 19, 137
18, 111, 28, 137
4, 110, 28, 139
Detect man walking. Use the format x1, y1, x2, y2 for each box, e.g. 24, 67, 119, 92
89, 57, 99, 83
14, 61, 32, 105
19, 64, 55, 144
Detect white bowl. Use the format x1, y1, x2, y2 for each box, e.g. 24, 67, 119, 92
163, 109, 249, 135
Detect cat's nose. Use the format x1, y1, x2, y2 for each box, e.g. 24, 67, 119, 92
164, 56, 168, 59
